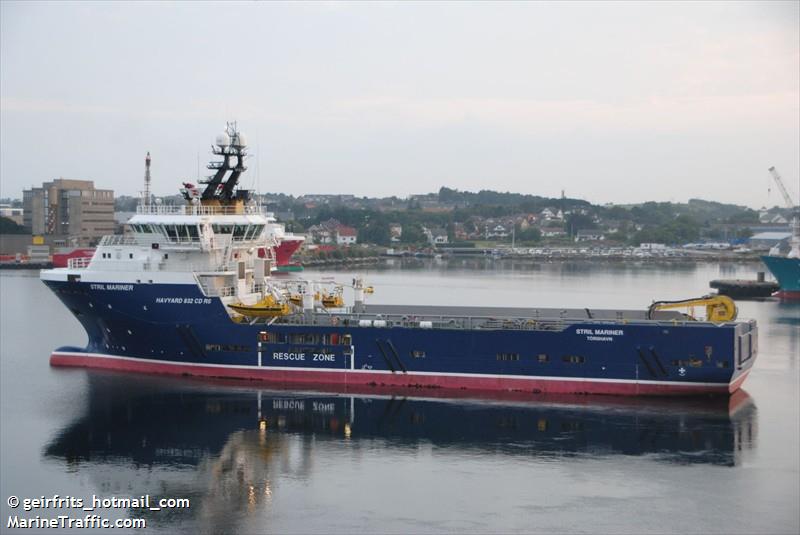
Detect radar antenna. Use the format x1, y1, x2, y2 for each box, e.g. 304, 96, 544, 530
142, 152, 152, 207
200, 121, 249, 203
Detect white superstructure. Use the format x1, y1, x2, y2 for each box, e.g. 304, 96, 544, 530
43, 123, 281, 306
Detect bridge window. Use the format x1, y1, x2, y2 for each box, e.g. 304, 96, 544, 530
233, 224, 248, 241
164, 225, 178, 240
212, 224, 234, 234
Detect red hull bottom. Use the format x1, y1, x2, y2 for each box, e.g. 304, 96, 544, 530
775, 290, 800, 300
50, 352, 747, 397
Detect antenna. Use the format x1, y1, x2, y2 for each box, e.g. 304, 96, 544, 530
143, 151, 152, 207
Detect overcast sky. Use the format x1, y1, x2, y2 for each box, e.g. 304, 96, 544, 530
1, 1, 798, 208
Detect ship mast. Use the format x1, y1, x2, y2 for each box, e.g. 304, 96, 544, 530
142, 151, 152, 207
200, 122, 249, 204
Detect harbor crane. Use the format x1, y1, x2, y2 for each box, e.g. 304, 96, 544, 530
768, 166, 798, 211
767, 166, 799, 258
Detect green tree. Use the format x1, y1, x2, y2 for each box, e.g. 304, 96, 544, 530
360, 219, 391, 246
726, 210, 759, 224
0, 217, 27, 234
400, 223, 427, 244
564, 213, 596, 237
514, 224, 541, 243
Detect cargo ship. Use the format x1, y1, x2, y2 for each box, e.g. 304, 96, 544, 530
761, 213, 800, 299
761, 256, 800, 299
40, 124, 758, 397
761, 166, 800, 299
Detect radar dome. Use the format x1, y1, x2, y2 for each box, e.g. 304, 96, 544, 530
216, 132, 231, 147
233, 132, 247, 147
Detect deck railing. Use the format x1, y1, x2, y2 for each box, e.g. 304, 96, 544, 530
199, 284, 237, 297
99, 235, 140, 246
67, 257, 92, 269
250, 310, 692, 332
135, 204, 266, 216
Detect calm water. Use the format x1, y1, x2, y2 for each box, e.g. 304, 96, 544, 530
1, 260, 798, 534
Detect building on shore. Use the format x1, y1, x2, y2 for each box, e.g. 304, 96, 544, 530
23, 179, 114, 247
0, 205, 24, 226
307, 219, 359, 246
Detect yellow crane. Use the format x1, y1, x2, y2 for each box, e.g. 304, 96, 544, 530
647, 294, 738, 322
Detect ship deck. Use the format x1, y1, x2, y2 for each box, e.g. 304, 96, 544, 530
365, 304, 676, 321
250, 303, 691, 331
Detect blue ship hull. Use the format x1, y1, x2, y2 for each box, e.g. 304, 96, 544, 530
42, 279, 757, 396
761, 255, 800, 298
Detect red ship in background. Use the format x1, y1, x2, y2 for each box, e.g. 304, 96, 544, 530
260, 215, 306, 272
52, 248, 97, 268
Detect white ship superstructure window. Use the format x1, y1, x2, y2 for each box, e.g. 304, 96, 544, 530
208, 223, 264, 241
145, 224, 202, 243
164, 225, 178, 240
130, 224, 153, 233
233, 224, 247, 241
251, 224, 265, 239
212, 224, 233, 234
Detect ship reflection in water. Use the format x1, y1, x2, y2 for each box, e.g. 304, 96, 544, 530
44, 374, 758, 532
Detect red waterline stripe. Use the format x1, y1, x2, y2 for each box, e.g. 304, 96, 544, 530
50, 352, 739, 397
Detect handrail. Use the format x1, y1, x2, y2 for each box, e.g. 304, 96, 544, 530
135, 204, 265, 216
67, 257, 92, 269
259, 310, 694, 332
99, 235, 139, 246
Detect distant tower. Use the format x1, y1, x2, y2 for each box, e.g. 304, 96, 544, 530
143, 151, 152, 207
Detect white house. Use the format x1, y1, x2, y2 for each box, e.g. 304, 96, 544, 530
575, 229, 605, 242
336, 226, 358, 245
